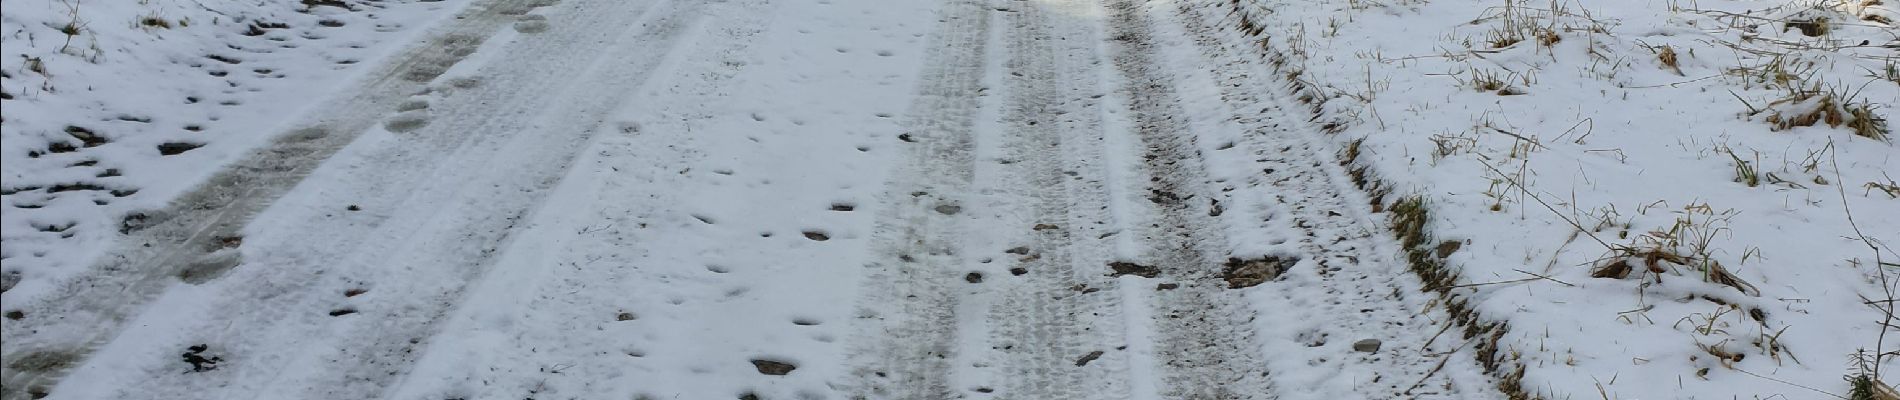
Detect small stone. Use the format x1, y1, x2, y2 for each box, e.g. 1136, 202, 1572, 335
1353, 339, 1382, 353
617, 312, 637, 321
965, 272, 983, 283
935, 204, 962, 215
751, 359, 797, 375
1155, 283, 1178, 290
346, 205, 361, 211
1074, 350, 1104, 366
1010, 267, 1028, 276
803, 231, 830, 241
1032, 223, 1059, 231
1004, 246, 1030, 255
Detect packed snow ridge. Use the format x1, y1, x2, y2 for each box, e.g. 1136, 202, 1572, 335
1, 0, 1894, 398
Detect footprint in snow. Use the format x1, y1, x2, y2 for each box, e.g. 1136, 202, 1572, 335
513, 15, 550, 33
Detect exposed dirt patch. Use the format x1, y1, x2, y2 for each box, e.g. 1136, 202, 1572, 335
1435, 240, 1462, 258
1106, 261, 1159, 278
1221, 256, 1294, 289
177, 252, 242, 284
8, 349, 81, 373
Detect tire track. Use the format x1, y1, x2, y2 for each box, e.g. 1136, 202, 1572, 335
1099, 0, 1277, 398
1156, 1, 1503, 397
4, 0, 706, 398
986, 0, 1135, 397
844, 0, 990, 397
0, 0, 541, 397
190, 2, 705, 399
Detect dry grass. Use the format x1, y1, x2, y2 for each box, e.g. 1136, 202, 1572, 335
1588, 204, 1759, 296
1742, 82, 1890, 141
1657, 45, 1682, 75
138, 16, 172, 29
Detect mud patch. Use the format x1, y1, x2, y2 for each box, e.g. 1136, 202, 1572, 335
513, 15, 551, 33
1106, 261, 1159, 278
177, 251, 242, 284
395, 99, 430, 112
403, 64, 450, 82
1222, 256, 1294, 289
384, 112, 431, 133
7, 349, 81, 373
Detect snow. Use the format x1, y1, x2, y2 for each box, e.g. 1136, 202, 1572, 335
1205, 0, 1900, 397
1, 0, 1893, 398
1, 0, 472, 301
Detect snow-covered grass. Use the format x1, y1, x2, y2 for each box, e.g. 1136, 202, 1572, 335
1195, 0, 1899, 397
1, 0, 467, 300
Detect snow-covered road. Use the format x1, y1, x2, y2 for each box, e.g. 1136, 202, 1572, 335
3, 0, 1503, 398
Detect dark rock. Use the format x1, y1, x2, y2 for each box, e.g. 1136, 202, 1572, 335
1107, 261, 1160, 278
751, 359, 796, 375
1074, 350, 1104, 366
157, 142, 204, 155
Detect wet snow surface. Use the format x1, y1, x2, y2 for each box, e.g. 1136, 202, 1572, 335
2, 0, 1892, 398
